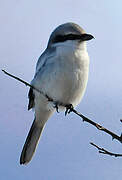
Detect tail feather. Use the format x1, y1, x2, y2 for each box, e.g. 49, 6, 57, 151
20, 119, 44, 165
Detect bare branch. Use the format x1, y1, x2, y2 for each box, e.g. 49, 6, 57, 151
2, 69, 53, 101
70, 108, 122, 143
2, 69, 122, 145
90, 142, 122, 157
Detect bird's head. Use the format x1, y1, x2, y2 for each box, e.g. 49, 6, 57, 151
47, 22, 94, 48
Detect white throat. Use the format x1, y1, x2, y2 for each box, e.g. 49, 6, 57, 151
52, 40, 87, 51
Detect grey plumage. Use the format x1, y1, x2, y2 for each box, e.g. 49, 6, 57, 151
20, 119, 44, 164
20, 22, 94, 165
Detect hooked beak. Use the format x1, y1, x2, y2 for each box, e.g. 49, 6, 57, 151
80, 33, 94, 41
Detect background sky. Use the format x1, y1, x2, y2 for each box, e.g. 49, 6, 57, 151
1, 0, 122, 179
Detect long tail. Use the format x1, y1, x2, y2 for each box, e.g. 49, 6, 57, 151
20, 119, 45, 165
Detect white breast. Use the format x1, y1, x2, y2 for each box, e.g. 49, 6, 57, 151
33, 41, 89, 109
55, 43, 89, 106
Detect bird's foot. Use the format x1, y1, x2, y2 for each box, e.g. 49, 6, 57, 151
65, 104, 74, 116
53, 102, 60, 113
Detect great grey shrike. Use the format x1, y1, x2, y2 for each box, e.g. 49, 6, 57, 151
20, 22, 94, 164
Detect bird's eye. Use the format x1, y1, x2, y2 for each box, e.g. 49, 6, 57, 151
53, 35, 66, 43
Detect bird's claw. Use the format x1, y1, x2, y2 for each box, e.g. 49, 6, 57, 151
65, 104, 74, 116
54, 102, 59, 113
54, 102, 74, 115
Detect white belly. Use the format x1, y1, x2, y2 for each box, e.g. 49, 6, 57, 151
33, 46, 89, 108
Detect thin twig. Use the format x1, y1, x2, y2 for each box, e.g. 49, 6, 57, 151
2, 70, 53, 101
2, 69, 122, 144
70, 108, 122, 143
90, 142, 122, 157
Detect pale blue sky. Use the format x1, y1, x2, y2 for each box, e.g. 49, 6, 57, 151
1, 0, 122, 179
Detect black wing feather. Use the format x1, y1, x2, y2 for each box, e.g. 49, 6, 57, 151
28, 88, 35, 110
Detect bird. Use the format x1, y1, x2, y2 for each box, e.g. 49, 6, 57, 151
20, 22, 94, 165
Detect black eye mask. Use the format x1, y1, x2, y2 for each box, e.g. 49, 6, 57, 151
53, 33, 94, 43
